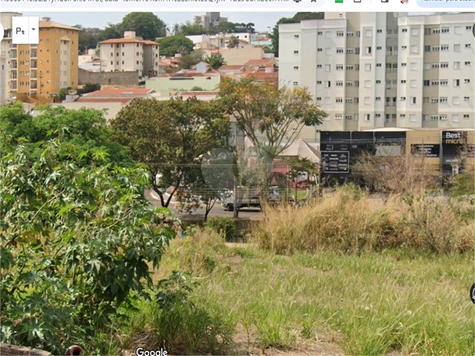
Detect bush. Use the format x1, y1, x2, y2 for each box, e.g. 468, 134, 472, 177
204, 217, 236, 241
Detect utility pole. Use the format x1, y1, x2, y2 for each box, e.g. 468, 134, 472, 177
233, 124, 239, 219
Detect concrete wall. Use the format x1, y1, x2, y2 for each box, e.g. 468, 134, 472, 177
78, 68, 139, 86
145, 75, 220, 93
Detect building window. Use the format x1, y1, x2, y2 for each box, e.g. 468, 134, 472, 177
452, 115, 459, 122
376, 80, 381, 84
364, 97, 371, 105
346, 48, 354, 54
345, 115, 353, 120
453, 97, 460, 104
324, 97, 331, 104
411, 46, 418, 53
432, 46, 439, 52
431, 98, 439, 103
411, 28, 419, 36
293, 81, 298, 86
400, 97, 406, 101
365, 47, 372, 54
410, 63, 417, 70
440, 80, 448, 86
454, 62, 460, 69
464, 97, 470, 101
424, 46, 431, 52
441, 45, 449, 51
466, 44, 472, 49
376, 97, 381, 101
365, 63, 371, 71
440, 115, 448, 121
465, 61, 471, 66
365, 30, 372, 37
317, 81, 322, 84
317, 48, 322, 52
441, 27, 449, 33
336, 81, 343, 87
401, 80, 406, 84
464, 114, 470, 119
294, 50, 299, 54
294, 34, 299, 38
317, 64, 322, 68
325, 31, 331, 38
410, 80, 417, 88
377, 46, 382, 50
325, 48, 332, 55
464, 79, 471, 83
440, 97, 448, 103
293, 66, 299, 70
325, 64, 331, 71
432, 29, 440, 34
336, 97, 343, 103
325, 81, 331, 88
337, 31, 344, 37
346, 65, 354, 70
423, 97, 429, 104
336, 65, 344, 70
346, 98, 353, 104
454, 44, 461, 52
402, 28, 408, 33
364, 80, 371, 88
335, 114, 343, 120
454, 79, 460, 86
377, 29, 383, 33
336, 48, 344, 54
466, 25, 473, 30
440, 62, 448, 68
347, 32, 354, 37
317, 31, 323, 35
431, 80, 439, 86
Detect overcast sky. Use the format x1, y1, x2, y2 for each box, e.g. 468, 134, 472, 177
23, 12, 297, 32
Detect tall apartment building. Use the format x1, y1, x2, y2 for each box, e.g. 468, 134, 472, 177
193, 12, 228, 31
99, 32, 159, 78
1, 13, 79, 104
279, 12, 474, 139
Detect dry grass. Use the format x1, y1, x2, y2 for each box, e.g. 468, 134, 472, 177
253, 186, 474, 255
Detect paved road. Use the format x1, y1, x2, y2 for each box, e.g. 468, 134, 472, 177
145, 189, 263, 221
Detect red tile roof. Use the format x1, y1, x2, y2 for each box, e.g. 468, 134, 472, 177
84, 88, 154, 96
219, 65, 243, 70
143, 40, 160, 46
39, 21, 79, 31
77, 98, 132, 103
99, 38, 144, 44
244, 59, 275, 66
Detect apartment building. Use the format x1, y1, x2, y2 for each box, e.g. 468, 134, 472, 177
1, 13, 79, 103
193, 12, 228, 31
99, 32, 159, 78
279, 12, 474, 140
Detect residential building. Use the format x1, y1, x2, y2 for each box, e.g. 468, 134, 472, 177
145, 71, 221, 95
279, 12, 474, 140
99, 32, 159, 78
1, 13, 79, 104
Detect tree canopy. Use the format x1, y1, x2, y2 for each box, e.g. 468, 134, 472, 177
110, 97, 230, 209
0, 102, 177, 353
218, 77, 327, 160
157, 35, 195, 57
121, 12, 167, 40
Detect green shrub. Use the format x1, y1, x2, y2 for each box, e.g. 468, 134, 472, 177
154, 272, 234, 355
204, 217, 236, 241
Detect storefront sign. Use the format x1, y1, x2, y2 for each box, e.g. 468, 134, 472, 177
411, 144, 440, 157
321, 151, 350, 174
442, 131, 467, 145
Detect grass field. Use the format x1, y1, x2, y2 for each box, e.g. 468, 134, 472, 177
122, 187, 475, 355
134, 230, 474, 356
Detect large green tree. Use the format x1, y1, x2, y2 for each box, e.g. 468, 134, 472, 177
121, 12, 167, 40
270, 13, 324, 56
0, 102, 177, 354
157, 35, 195, 57
218, 78, 326, 196
110, 97, 230, 209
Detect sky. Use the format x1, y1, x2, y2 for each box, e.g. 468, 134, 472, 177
22, 12, 297, 32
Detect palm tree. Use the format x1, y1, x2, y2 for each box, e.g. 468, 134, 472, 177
173, 24, 180, 35
205, 53, 226, 69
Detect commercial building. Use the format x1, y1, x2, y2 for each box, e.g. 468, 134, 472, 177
1, 13, 79, 104
279, 12, 474, 139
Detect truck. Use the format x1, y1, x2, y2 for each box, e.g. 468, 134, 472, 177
221, 186, 283, 211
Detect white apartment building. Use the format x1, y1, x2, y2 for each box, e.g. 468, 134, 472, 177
99, 32, 159, 78
279, 12, 474, 140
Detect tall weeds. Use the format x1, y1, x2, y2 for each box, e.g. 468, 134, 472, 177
253, 185, 474, 255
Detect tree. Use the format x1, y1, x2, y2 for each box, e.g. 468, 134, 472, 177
218, 77, 326, 160
172, 23, 180, 35
110, 97, 230, 209
270, 13, 324, 56
121, 12, 166, 40
178, 49, 204, 70
204, 53, 226, 69
0, 103, 177, 354
179, 21, 208, 36
218, 78, 327, 192
228, 35, 239, 48
157, 35, 195, 57
74, 25, 102, 54
97, 22, 122, 41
